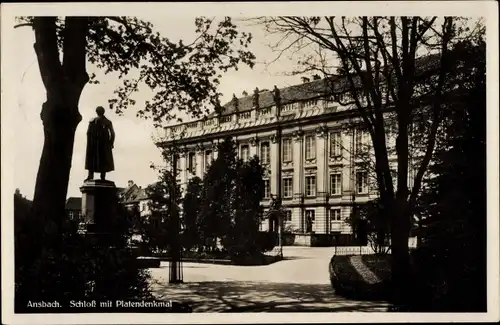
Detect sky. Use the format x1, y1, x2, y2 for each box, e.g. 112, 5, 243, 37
9, 16, 306, 200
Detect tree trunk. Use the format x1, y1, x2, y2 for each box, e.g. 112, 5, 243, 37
390, 197, 412, 307
32, 100, 82, 241
30, 17, 89, 242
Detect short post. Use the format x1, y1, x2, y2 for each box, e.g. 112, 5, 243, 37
169, 152, 183, 284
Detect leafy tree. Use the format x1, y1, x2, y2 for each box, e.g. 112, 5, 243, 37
14, 189, 152, 312
181, 176, 203, 251
415, 40, 486, 312
14, 15, 254, 305
227, 157, 266, 256
199, 137, 238, 250
346, 198, 390, 254
254, 16, 483, 306
144, 160, 182, 254
14, 16, 255, 239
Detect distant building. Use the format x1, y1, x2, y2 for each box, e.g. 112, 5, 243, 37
64, 180, 153, 226
65, 197, 82, 222
120, 180, 152, 218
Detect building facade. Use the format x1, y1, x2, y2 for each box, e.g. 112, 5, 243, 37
120, 180, 152, 218
157, 78, 416, 238
65, 197, 83, 222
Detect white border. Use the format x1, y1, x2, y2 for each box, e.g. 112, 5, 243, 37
2, 2, 499, 324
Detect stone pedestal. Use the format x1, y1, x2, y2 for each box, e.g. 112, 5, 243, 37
78, 179, 118, 236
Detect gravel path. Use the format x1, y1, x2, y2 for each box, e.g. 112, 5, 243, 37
149, 247, 390, 312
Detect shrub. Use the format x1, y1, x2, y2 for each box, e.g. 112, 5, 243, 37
256, 231, 277, 252
329, 255, 391, 301
282, 233, 296, 246
14, 192, 152, 312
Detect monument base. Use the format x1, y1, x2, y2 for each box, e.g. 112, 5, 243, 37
79, 179, 118, 237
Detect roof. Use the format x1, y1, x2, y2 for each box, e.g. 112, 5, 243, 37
210, 52, 444, 118
120, 183, 151, 203
65, 197, 82, 210
211, 78, 330, 117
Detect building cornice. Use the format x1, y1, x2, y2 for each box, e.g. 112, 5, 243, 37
156, 106, 395, 148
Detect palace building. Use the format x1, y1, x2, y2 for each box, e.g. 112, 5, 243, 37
156, 76, 417, 243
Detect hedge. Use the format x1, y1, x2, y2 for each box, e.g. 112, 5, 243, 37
329, 254, 391, 301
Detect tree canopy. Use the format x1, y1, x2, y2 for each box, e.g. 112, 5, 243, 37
17, 16, 255, 125
253, 16, 485, 307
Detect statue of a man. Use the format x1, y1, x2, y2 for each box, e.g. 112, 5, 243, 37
232, 93, 239, 112
85, 106, 115, 181
270, 194, 280, 211
272, 85, 281, 108
252, 87, 260, 109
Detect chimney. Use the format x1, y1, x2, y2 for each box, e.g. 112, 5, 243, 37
242, 90, 248, 96
128, 180, 134, 187
313, 74, 321, 80
301, 77, 310, 83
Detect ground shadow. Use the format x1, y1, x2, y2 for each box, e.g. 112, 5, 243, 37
151, 280, 389, 312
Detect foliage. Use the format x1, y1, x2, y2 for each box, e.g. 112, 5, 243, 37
16, 16, 256, 125
346, 199, 391, 254
14, 15, 256, 310
329, 255, 390, 301
181, 176, 203, 251
174, 138, 267, 256
14, 15, 256, 305
144, 167, 182, 254
226, 157, 266, 256
255, 16, 485, 306
14, 190, 152, 312
412, 40, 486, 312
199, 137, 238, 248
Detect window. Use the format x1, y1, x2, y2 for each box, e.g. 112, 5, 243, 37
260, 142, 270, 165
330, 173, 342, 195
175, 157, 181, 172
264, 179, 271, 198
305, 175, 316, 197
356, 171, 369, 194
305, 209, 315, 232
305, 135, 316, 160
355, 129, 369, 155
330, 208, 342, 221
330, 208, 342, 232
284, 210, 292, 222
355, 129, 363, 154
68, 211, 74, 220
283, 178, 293, 198
330, 132, 342, 157
241, 145, 250, 162
283, 138, 293, 162
188, 152, 196, 173
205, 150, 213, 171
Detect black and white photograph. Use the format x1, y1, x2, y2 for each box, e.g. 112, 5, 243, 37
1, 1, 499, 324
